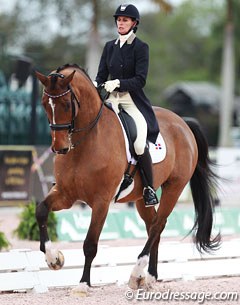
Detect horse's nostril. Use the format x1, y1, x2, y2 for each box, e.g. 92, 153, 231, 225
56, 148, 69, 155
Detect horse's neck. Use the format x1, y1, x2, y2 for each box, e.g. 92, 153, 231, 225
75, 83, 102, 127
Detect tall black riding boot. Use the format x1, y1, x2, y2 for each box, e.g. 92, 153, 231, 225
138, 146, 159, 207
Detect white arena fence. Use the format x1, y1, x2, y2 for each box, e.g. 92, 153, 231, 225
0, 240, 240, 293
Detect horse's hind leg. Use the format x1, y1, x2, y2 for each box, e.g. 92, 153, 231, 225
146, 235, 160, 288
129, 199, 159, 289
129, 183, 185, 289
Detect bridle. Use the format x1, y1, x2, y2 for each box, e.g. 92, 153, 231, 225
43, 72, 104, 148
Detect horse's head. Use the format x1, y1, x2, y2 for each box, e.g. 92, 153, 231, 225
36, 68, 80, 154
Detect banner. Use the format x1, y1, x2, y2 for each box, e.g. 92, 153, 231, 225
56, 207, 240, 241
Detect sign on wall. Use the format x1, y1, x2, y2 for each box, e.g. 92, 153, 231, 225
0, 146, 33, 203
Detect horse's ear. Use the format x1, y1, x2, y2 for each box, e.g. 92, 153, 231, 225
60, 70, 76, 88
35, 71, 50, 87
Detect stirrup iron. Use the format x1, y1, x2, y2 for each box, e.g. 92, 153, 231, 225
143, 186, 158, 207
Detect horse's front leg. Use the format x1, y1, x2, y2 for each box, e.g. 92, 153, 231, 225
35, 191, 72, 270
128, 199, 158, 290
72, 203, 109, 294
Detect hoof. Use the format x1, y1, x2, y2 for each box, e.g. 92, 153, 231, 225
46, 250, 65, 270
128, 275, 145, 290
145, 272, 157, 289
71, 282, 89, 297
128, 255, 149, 289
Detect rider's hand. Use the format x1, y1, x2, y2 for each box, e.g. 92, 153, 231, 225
104, 79, 120, 93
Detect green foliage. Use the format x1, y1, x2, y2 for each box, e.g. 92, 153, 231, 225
140, 0, 226, 105
208, 0, 240, 94
1, 0, 239, 145
14, 200, 58, 241
1, 0, 238, 96
0, 231, 10, 251
24, 36, 86, 74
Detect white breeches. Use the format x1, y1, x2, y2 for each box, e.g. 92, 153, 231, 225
108, 92, 147, 155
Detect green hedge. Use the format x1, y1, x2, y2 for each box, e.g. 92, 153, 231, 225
14, 199, 58, 241
0, 231, 10, 251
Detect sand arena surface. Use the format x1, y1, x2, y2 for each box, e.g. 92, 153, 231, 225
0, 207, 239, 304
1, 277, 240, 305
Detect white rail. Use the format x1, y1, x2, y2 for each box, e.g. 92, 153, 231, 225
0, 239, 240, 293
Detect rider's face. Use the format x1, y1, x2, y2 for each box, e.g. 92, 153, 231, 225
117, 16, 136, 35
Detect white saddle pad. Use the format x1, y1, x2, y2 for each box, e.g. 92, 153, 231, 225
111, 108, 166, 201
113, 108, 167, 164
126, 132, 167, 165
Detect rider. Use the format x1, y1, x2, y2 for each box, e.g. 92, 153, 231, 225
95, 4, 159, 207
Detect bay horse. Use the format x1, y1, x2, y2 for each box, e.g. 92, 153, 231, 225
35, 64, 220, 292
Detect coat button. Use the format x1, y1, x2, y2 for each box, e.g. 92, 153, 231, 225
120, 64, 123, 67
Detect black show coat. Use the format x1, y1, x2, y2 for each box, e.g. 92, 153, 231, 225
96, 34, 159, 143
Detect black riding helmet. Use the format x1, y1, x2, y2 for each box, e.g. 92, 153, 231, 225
113, 4, 140, 32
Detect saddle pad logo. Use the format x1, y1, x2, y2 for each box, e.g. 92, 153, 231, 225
155, 143, 162, 150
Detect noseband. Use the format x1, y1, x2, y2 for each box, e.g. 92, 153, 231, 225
43, 72, 104, 148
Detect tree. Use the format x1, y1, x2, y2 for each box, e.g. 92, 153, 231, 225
219, 0, 235, 146
2, 0, 238, 104
0, 9, 25, 79
86, 0, 173, 78
139, 1, 223, 104
2, 0, 238, 146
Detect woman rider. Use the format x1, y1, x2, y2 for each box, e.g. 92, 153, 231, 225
95, 4, 159, 207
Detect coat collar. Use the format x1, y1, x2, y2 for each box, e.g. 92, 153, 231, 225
115, 33, 136, 45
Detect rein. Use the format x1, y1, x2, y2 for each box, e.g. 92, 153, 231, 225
44, 72, 104, 148
70, 99, 104, 148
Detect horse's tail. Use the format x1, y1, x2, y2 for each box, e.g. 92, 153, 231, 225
184, 118, 221, 253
